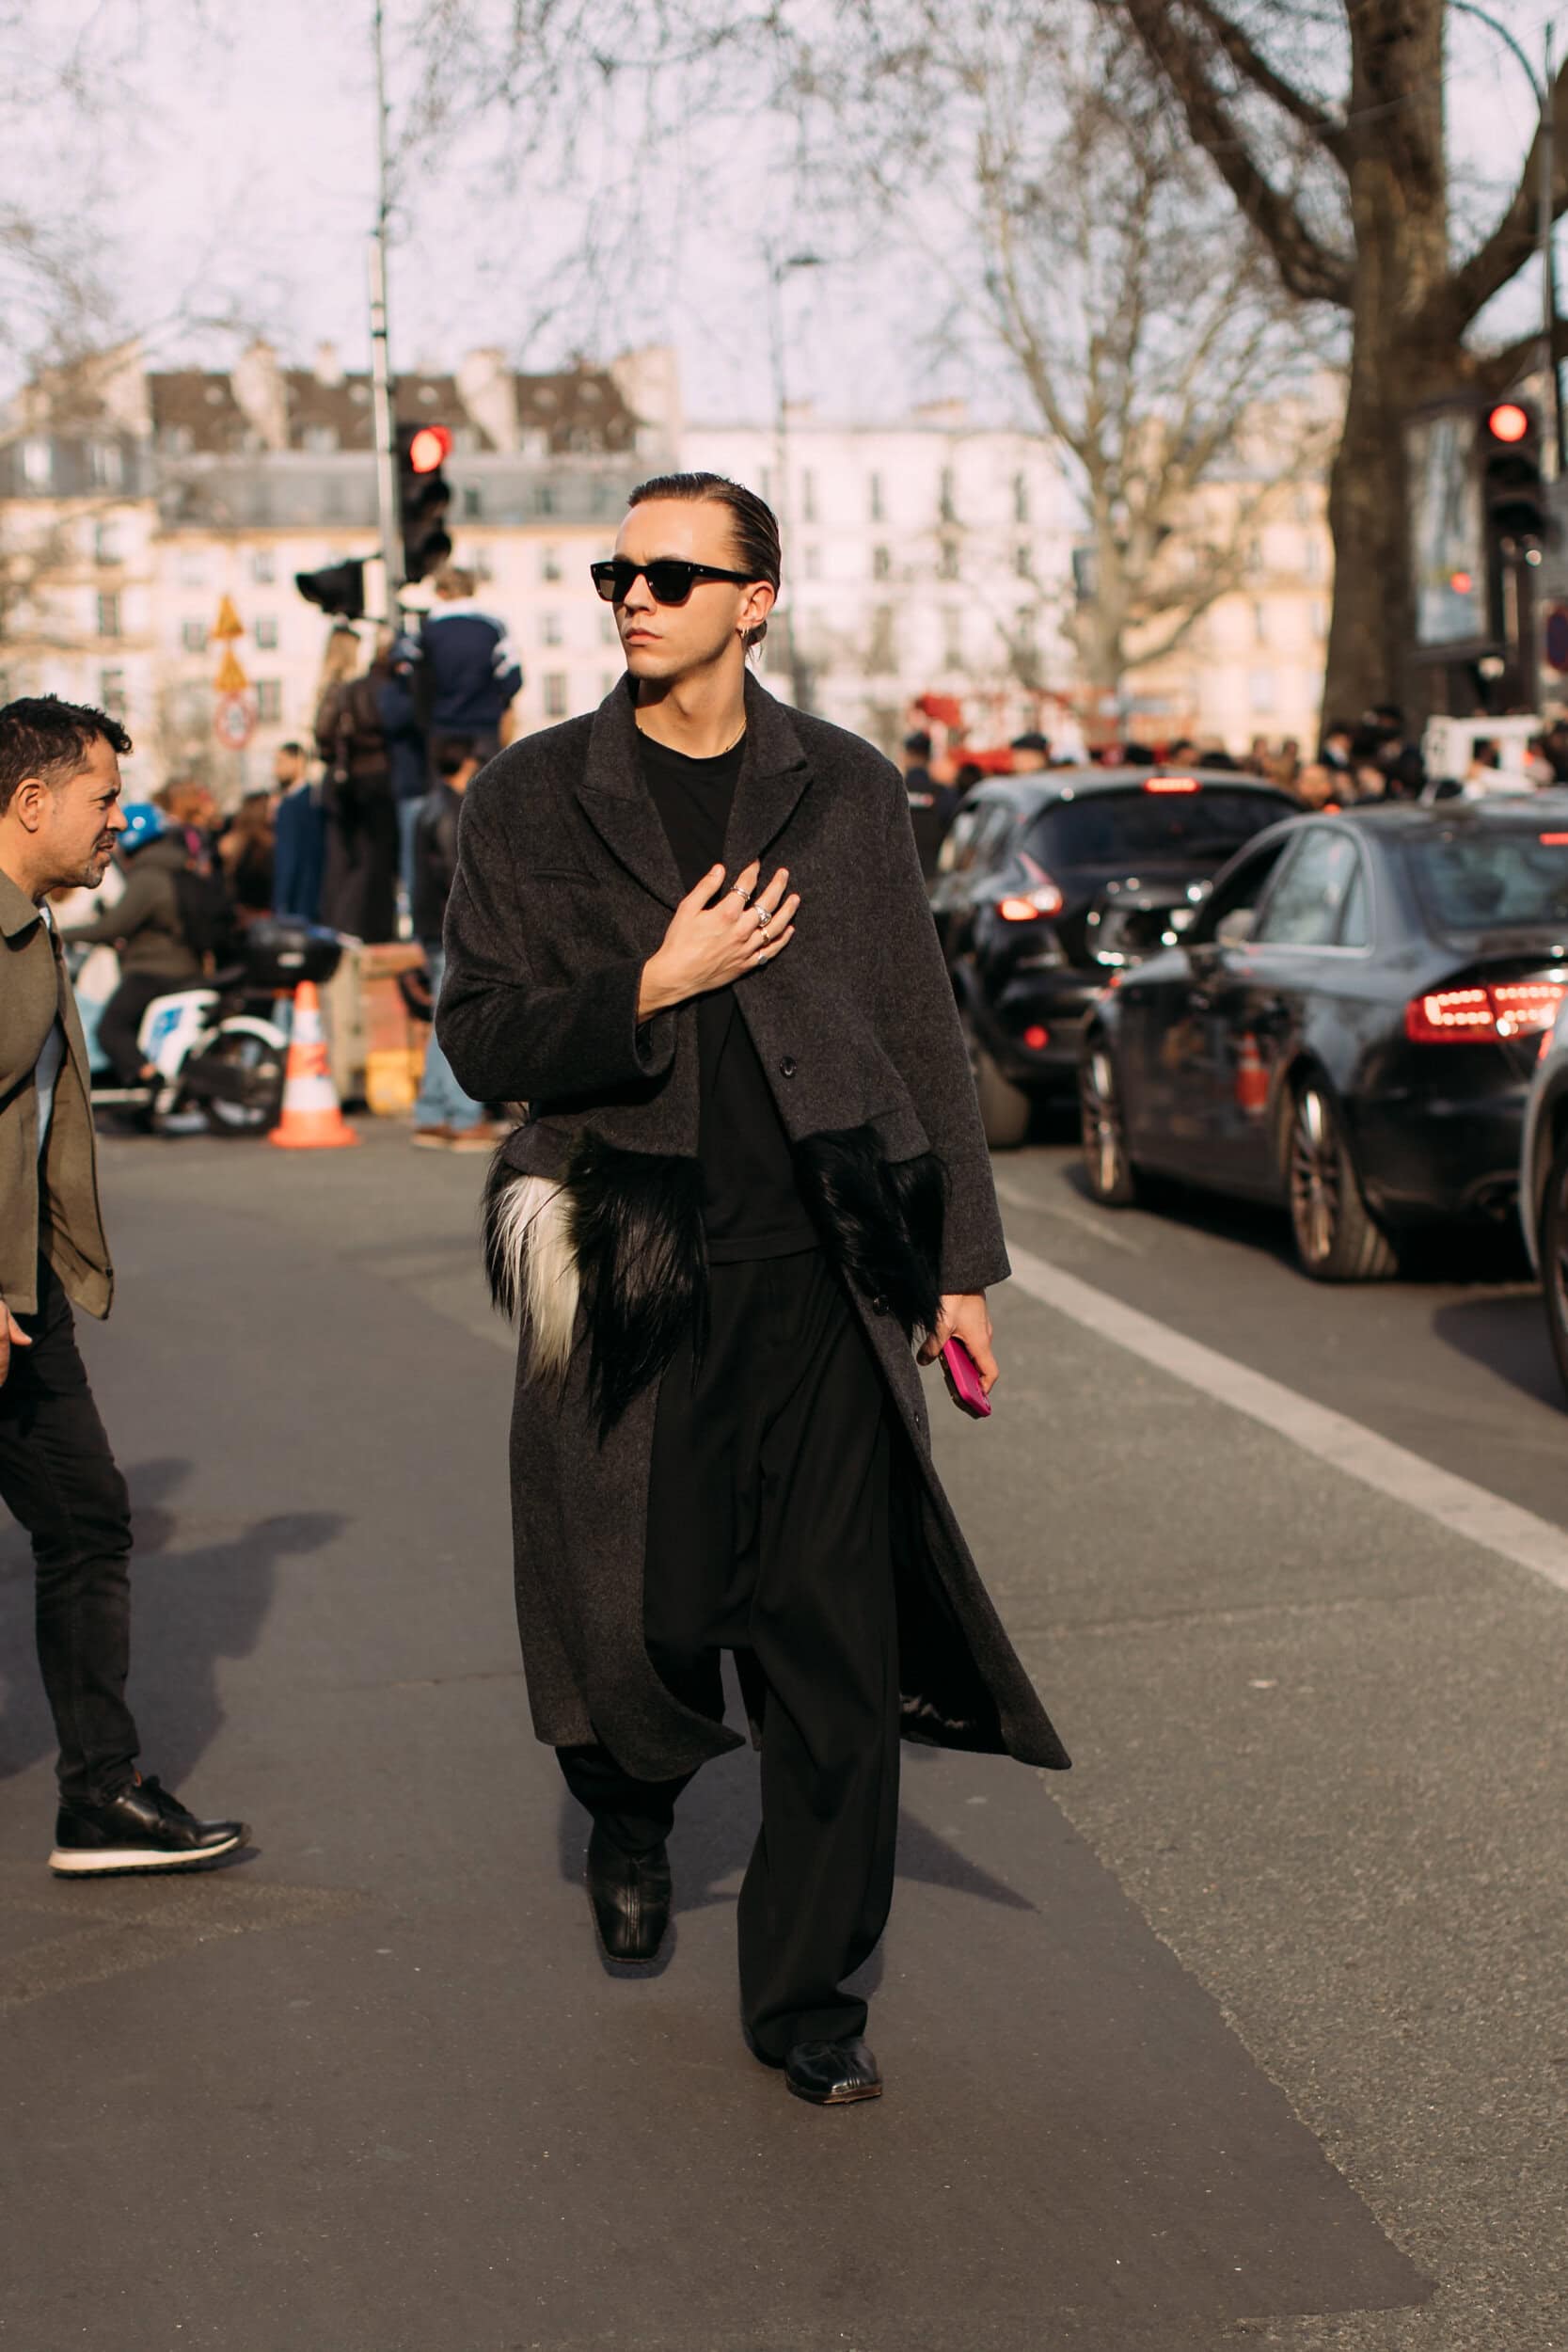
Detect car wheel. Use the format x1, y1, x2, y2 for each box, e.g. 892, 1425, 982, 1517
1538, 1130, 1568, 1404
1079, 1044, 1140, 1205
1286, 1079, 1397, 1281
963, 1012, 1033, 1150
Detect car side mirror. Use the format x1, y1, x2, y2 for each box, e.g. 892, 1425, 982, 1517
1213, 907, 1256, 946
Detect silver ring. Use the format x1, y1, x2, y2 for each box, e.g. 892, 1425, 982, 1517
754, 904, 768, 930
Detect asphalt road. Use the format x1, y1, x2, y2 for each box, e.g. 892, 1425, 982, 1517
4, 1113, 1568, 2351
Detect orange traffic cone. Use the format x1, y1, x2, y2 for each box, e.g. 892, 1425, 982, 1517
269, 980, 359, 1150
1234, 1030, 1269, 1117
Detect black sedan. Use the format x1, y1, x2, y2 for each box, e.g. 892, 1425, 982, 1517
1079, 798, 1568, 1278
930, 767, 1297, 1144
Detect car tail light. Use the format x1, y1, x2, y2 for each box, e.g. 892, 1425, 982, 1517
1145, 776, 1199, 793
1022, 1024, 1051, 1050
998, 856, 1064, 921
1404, 978, 1566, 1042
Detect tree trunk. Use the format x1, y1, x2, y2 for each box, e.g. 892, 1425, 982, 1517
1323, 0, 1450, 726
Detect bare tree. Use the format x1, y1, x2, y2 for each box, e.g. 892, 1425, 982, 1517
771, 3, 1334, 706
1123, 0, 1568, 721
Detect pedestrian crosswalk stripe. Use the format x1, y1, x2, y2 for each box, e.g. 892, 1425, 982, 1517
1006, 1242, 1568, 1598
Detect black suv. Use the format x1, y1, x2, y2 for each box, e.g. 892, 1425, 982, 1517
928, 766, 1298, 1145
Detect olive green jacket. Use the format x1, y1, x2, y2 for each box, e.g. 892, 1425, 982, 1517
0, 864, 113, 1320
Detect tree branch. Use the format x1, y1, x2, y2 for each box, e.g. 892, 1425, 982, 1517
1439, 60, 1568, 334
1121, 0, 1354, 307
1182, 0, 1348, 163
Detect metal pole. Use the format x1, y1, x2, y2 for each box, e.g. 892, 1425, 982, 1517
368, 0, 402, 620
1544, 24, 1565, 470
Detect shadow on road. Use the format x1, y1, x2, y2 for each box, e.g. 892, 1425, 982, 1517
0, 1455, 342, 1791
1430, 1291, 1563, 1412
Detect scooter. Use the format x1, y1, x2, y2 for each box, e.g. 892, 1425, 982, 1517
87, 920, 343, 1137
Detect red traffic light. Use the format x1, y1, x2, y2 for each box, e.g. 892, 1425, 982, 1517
1487, 402, 1530, 445
407, 424, 452, 473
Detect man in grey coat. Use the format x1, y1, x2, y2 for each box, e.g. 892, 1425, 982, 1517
438, 474, 1068, 2108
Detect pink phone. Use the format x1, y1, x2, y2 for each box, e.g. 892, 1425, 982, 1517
941, 1335, 992, 1418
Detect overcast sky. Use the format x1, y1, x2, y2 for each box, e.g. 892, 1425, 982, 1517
8, 0, 1562, 427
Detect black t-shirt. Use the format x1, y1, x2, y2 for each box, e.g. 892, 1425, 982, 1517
638, 728, 816, 1262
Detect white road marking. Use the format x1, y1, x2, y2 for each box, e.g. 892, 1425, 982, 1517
1005, 1242, 1568, 1598
990, 1174, 1148, 1254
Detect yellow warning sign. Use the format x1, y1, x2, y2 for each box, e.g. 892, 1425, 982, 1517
213, 594, 244, 640
214, 646, 248, 694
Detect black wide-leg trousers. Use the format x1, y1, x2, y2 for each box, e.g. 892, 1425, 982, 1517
558, 1248, 901, 2060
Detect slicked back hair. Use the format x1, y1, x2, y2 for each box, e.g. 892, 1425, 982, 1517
626, 471, 781, 647
0, 695, 132, 818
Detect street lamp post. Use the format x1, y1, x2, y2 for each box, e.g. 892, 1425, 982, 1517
766, 247, 824, 712
1452, 3, 1564, 469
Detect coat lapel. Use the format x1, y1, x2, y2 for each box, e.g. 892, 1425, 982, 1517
571, 673, 813, 908
573, 681, 684, 909
721, 671, 813, 875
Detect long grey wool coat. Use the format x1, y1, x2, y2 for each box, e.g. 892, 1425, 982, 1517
437, 670, 1069, 1783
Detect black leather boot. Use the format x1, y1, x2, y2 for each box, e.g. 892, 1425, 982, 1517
585, 1823, 672, 1965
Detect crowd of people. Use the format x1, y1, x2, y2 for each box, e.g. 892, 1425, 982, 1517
50, 564, 523, 1141
900, 703, 1568, 876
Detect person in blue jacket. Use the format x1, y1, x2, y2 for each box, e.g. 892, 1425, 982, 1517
416, 564, 522, 765
271, 741, 325, 925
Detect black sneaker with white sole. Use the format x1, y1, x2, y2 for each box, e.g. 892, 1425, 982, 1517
49, 1775, 249, 1876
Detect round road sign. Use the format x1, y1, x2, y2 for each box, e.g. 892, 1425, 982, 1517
214, 692, 256, 751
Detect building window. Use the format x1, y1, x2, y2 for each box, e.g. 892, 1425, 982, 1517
462, 485, 483, 519
801, 470, 817, 524
96, 593, 121, 639
1014, 543, 1033, 580
1014, 604, 1037, 646
939, 540, 960, 582
943, 609, 964, 668
543, 672, 568, 717
88, 441, 123, 489
868, 472, 884, 522
99, 668, 127, 719
94, 521, 121, 566
256, 679, 282, 722
867, 606, 895, 675
536, 482, 556, 516
182, 619, 207, 653
872, 544, 892, 580
22, 437, 52, 489
251, 548, 276, 583
1248, 667, 1275, 713
255, 614, 278, 649
1252, 599, 1269, 644
1245, 536, 1264, 577
541, 545, 562, 581
1013, 473, 1030, 524
542, 612, 563, 646
803, 544, 822, 580
939, 467, 957, 523
302, 424, 338, 453
1303, 535, 1323, 580
179, 554, 206, 589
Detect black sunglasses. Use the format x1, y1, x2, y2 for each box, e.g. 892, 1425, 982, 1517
591, 557, 754, 606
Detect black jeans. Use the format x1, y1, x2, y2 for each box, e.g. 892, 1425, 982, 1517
98, 971, 175, 1087
0, 1257, 139, 1802
559, 1250, 900, 2060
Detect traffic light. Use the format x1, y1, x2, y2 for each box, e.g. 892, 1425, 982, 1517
397, 421, 453, 583
294, 557, 366, 619
1481, 399, 1549, 549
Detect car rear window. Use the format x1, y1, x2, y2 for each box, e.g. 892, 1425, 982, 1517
1406, 830, 1568, 930
1025, 788, 1288, 868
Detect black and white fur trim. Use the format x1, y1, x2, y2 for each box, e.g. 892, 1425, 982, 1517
484, 1122, 945, 1433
